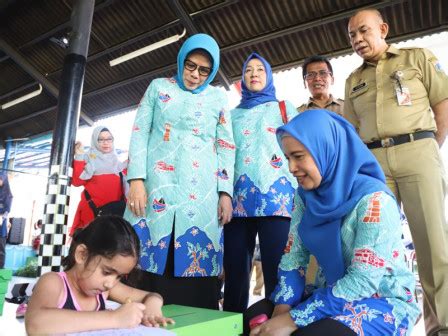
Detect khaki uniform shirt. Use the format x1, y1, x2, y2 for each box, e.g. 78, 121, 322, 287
297, 94, 344, 115
344, 45, 448, 143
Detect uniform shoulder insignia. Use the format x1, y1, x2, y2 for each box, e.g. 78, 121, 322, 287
399, 46, 424, 50
428, 56, 445, 73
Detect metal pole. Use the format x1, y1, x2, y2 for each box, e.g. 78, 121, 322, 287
0, 39, 93, 126
39, 0, 95, 276
2, 137, 12, 171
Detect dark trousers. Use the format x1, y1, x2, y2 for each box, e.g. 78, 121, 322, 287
0, 236, 6, 268
244, 298, 356, 336
130, 231, 219, 310
223, 216, 290, 313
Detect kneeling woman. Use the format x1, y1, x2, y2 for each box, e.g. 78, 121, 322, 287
247, 110, 419, 336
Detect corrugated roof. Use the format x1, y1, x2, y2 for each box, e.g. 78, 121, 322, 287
1, 0, 447, 142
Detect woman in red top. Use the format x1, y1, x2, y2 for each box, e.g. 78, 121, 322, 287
70, 126, 127, 235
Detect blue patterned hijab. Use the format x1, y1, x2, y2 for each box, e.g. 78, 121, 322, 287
276, 109, 393, 285
237, 52, 277, 109
176, 34, 220, 94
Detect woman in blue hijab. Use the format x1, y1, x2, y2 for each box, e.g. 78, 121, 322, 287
224, 53, 297, 313
125, 34, 235, 309
0, 171, 13, 268
246, 110, 419, 336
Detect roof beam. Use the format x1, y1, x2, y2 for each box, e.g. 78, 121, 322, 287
0, 81, 37, 101
1, 0, 438, 130
83, 0, 238, 65
0, 0, 119, 63
1, 0, 238, 101
0, 38, 94, 126
0, 106, 54, 129
168, 0, 232, 90
249, 24, 448, 78
3, 22, 446, 131
221, 0, 406, 52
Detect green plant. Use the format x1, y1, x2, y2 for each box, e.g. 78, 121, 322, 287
14, 258, 38, 278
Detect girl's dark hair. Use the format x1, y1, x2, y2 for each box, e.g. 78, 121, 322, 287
63, 216, 140, 271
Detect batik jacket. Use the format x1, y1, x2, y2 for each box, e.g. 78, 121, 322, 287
125, 77, 235, 277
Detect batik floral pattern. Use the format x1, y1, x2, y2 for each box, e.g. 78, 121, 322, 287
271, 192, 420, 335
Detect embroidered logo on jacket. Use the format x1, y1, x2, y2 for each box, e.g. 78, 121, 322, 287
158, 92, 171, 102
270, 154, 283, 168
152, 198, 166, 212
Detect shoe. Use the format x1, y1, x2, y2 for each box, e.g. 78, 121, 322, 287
16, 302, 28, 319
5, 295, 26, 304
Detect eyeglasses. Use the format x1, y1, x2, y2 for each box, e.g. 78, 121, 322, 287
184, 59, 211, 77
98, 138, 113, 143
304, 70, 332, 80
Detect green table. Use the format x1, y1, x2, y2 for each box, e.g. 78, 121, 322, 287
162, 305, 242, 336
0, 269, 13, 316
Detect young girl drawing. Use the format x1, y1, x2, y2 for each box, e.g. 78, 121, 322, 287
25, 216, 174, 334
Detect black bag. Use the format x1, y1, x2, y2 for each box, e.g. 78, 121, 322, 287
84, 172, 126, 217
7, 217, 26, 245
95, 200, 126, 217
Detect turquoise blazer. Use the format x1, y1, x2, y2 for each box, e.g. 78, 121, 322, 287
125, 78, 235, 277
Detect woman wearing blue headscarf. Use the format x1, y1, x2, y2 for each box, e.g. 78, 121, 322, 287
246, 110, 419, 336
125, 34, 235, 309
224, 53, 297, 313
0, 171, 13, 268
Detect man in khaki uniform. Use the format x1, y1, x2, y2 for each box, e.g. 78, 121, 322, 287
345, 9, 448, 336
298, 55, 344, 286
298, 55, 344, 115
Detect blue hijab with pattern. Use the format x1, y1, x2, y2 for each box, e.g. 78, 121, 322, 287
238, 52, 278, 109
276, 109, 393, 285
176, 33, 220, 94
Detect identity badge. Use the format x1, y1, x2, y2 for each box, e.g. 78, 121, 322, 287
395, 86, 412, 106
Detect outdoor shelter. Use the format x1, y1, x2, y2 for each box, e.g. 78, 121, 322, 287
1, 0, 447, 141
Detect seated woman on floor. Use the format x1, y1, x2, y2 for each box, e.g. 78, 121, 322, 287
246, 109, 420, 336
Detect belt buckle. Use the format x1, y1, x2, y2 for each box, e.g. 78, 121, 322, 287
381, 138, 395, 148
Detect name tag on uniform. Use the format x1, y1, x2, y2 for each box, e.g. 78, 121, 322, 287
352, 82, 367, 93
395, 86, 412, 106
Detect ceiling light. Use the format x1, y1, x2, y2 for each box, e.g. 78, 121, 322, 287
109, 28, 187, 67
50, 35, 69, 49
1, 84, 43, 110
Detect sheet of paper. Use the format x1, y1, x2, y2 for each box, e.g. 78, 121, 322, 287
67, 326, 175, 336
